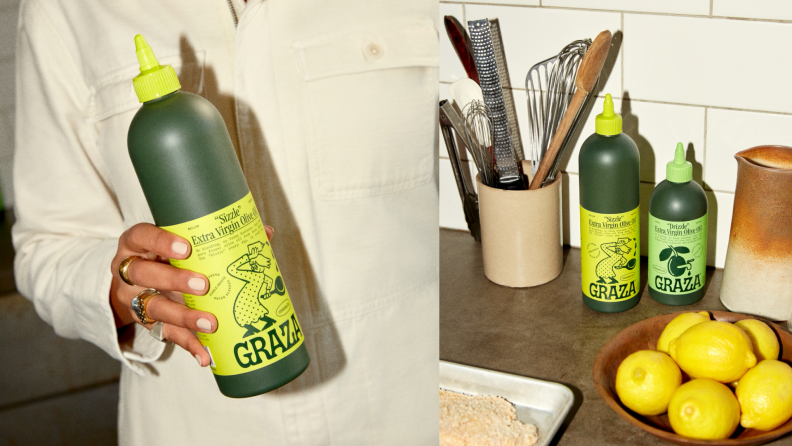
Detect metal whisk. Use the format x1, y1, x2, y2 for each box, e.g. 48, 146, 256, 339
463, 100, 497, 188
525, 39, 591, 176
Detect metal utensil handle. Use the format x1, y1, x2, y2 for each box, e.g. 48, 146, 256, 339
467, 19, 521, 184
440, 101, 475, 200
440, 101, 482, 242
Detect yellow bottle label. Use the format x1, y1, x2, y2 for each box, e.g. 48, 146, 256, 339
580, 205, 640, 302
163, 192, 304, 376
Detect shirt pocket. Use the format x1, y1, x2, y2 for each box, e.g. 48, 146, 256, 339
85, 51, 206, 125
292, 18, 438, 200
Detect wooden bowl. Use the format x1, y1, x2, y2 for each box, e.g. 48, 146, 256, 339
593, 311, 792, 446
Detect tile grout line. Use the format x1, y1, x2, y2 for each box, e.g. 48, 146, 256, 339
441, 81, 792, 118
444, 2, 792, 25
710, 0, 714, 17
0, 378, 120, 414
620, 12, 624, 96
462, 2, 466, 26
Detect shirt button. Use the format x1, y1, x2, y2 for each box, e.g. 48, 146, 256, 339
364, 42, 384, 61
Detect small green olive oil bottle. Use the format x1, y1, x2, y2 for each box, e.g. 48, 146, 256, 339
127, 35, 309, 398
648, 143, 708, 305
579, 94, 641, 312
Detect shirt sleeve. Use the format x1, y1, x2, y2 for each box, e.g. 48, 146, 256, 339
12, 0, 164, 375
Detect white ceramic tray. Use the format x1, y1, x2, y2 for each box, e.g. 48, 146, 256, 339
440, 361, 575, 446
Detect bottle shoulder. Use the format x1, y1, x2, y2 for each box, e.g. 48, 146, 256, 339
649, 180, 708, 221
128, 92, 226, 146
579, 133, 640, 168
578, 133, 640, 213
580, 133, 639, 153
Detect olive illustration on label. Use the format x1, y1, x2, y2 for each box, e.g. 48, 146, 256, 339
659, 245, 694, 277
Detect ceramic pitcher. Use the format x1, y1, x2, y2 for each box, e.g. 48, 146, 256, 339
720, 145, 792, 321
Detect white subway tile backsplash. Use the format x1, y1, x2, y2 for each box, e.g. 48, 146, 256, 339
624, 14, 792, 115
459, 0, 540, 7
707, 190, 734, 269
713, 0, 792, 22
440, 3, 467, 83
704, 108, 792, 193
561, 172, 580, 247
465, 5, 622, 97
0, 6, 18, 60
543, 0, 709, 16
431, 3, 769, 273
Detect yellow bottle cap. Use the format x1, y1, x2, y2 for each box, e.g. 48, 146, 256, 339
667, 142, 693, 183
132, 35, 180, 103
595, 94, 622, 136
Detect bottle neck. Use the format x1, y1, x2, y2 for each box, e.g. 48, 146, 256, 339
144, 90, 180, 104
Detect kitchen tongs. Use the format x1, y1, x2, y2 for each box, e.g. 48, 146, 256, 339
440, 100, 481, 242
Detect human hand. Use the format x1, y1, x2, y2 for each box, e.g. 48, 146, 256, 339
109, 223, 274, 367
110, 223, 216, 367
248, 241, 265, 258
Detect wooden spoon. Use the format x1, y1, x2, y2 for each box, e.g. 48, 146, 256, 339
529, 30, 612, 189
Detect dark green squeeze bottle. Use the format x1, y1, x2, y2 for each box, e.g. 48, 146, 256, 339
127, 35, 309, 398
579, 94, 641, 313
648, 143, 708, 305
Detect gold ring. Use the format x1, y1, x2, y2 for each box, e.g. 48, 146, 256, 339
131, 288, 159, 325
118, 256, 141, 287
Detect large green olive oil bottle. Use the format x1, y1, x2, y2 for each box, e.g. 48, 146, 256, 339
579, 94, 641, 312
648, 143, 708, 305
127, 35, 309, 398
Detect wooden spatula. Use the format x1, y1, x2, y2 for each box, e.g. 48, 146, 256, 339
529, 30, 612, 190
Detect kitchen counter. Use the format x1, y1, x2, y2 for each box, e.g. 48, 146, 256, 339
439, 228, 792, 446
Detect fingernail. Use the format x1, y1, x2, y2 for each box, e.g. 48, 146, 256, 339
197, 318, 212, 331
188, 277, 205, 291
172, 242, 188, 255
195, 354, 203, 366
264, 226, 274, 239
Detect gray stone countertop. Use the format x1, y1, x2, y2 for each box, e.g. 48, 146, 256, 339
439, 228, 792, 446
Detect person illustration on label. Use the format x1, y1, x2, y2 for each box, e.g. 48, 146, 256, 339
595, 237, 637, 284
227, 241, 278, 337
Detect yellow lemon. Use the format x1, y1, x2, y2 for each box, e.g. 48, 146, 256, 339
668, 378, 741, 440
734, 319, 780, 361
615, 350, 682, 416
656, 311, 710, 353
736, 360, 792, 431
668, 320, 756, 383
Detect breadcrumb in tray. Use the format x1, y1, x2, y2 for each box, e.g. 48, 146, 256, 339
440, 388, 539, 446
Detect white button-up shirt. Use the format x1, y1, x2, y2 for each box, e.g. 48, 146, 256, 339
13, 0, 439, 444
